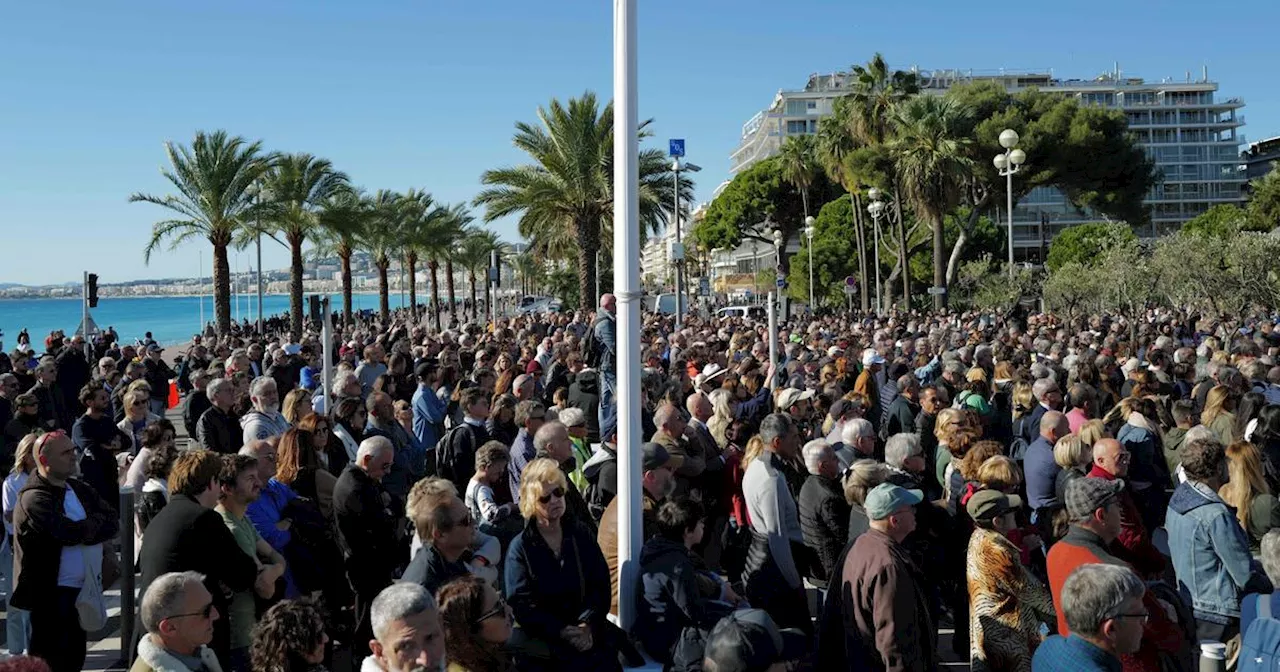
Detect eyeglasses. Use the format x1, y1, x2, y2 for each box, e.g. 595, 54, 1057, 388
474, 596, 509, 625
167, 601, 216, 621
36, 430, 67, 452
1113, 611, 1149, 623
538, 487, 566, 504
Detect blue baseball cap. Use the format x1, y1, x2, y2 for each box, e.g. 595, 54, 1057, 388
864, 483, 923, 520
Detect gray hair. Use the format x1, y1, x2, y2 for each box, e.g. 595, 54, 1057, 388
1263, 530, 1280, 586
556, 407, 586, 429
841, 418, 874, 444
206, 377, 232, 400
942, 360, 966, 377
0, 373, 15, 387
801, 440, 833, 474
1185, 425, 1216, 444
653, 402, 681, 429
334, 370, 357, 390
356, 435, 394, 462
1061, 564, 1146, 638
533, 421, 567, 455
759, 413, 792, 447
249, 375, 276, 400
884, 433, 921, 470
1032, 377, 1058, 402
140, 571, 207, 634
843, 459, 890, 506
370, 582, 438, 642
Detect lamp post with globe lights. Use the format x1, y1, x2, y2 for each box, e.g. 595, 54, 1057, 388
993, 129, 1027, 277
804, 216, 815, 310
867, 189, 885, 314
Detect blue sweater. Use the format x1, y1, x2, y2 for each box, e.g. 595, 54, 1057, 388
412, 384, 447, 451
1032, 634, 1121, 672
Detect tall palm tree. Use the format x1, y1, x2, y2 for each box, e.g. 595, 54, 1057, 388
889, 96, 975, 309
314, 186, 369, 327
778, 134, 819, 218
512, 251, 542, 296
365, 189, 404, 322
258, 153, 349, 339
475, 92, 691, 311
816, 99, 870, 310
455, 230, 501, 321
440, 204, 474, 324
395, 189, 435, 322
406, 194, 458, 332
132, 130, 269, 335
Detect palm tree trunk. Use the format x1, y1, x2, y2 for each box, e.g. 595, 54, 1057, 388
377, 262, 390, 322
446, 258, 458, 323
897, 208, 910, 310
575, 221, 598, 312
289, 237, 304, 341
429, 261, 442, 332
340, 251, 353, 327
407, 252, 418, 321
469, 271, 478, 322
213, 243, 232, 335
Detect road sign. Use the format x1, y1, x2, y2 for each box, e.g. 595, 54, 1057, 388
668, 138, 685, 157
927, 286, 947, 295
843, 283, 858, 295
698, 277, 710, 296
845, 275, 857, 287
776, 278, 786, 288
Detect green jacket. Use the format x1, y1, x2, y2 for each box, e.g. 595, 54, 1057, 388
1163, 426, 1188, 485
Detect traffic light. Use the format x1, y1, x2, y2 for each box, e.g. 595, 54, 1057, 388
309, 295, 321, 323
87, 273, 99, 308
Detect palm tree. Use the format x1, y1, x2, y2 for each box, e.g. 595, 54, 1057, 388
512, 251, 543, 296
258, 153, 349, 339
365, 189, 404, 322
475, 92, 691, 311
816, 99, 871, 310
132, 130, 269, 335
314, 186, 370, 327
396, 189, 436, 322
889, 95, 975, 309
778, 134, 819, 218
404, 193, 458, 332
440, 204, 474, 324
455, 230, 501, 322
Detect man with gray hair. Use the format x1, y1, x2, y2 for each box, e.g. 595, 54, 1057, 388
135, 571, 223, 672
652, 401, 704, 498
334, 435, 401, 660
1022, 376, 1063, 445
531, 420, 596, 532
1032, 564, 1147, 672
240, 376, 288, 446
741, 413, 809, 631
196, 378, 240, 455
884, 432, 927, 486
798, 439, 850, 582
838, 417, 876, 470
362, 582, 445, 672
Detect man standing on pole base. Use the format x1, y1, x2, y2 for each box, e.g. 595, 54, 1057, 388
592, 294, 618, 433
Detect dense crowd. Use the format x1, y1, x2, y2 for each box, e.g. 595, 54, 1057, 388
1, 300, 1280, 672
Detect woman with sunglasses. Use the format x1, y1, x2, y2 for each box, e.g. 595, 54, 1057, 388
504, 458, 618, 672
117, 389, 162, 455
438, 574, 513, 672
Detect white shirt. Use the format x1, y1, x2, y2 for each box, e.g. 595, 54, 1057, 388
57, 487, 88, 589
2, 472, 29, 536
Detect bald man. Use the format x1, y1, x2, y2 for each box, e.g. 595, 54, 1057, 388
1025, 411, 1070, 534
1088, 438, 1167, 576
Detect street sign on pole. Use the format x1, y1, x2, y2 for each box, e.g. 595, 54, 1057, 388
775, 278, 786, 288
927, 286, 947, 295
698, 277, 710, 296
668, 138, 685, 157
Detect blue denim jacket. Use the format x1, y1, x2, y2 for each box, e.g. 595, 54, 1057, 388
1165, 480, 1264, 620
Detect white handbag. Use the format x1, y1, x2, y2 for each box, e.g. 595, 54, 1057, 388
75, 543, 107, 631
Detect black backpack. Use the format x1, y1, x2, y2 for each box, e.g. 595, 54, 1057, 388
436, 423, 477, 489
583, 453, 616, 521
582, 316, 605, 369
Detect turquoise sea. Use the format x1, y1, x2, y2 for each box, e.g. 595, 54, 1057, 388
0, 293, 411, 349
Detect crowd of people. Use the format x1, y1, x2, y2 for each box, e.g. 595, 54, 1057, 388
1, 299, 1280, 672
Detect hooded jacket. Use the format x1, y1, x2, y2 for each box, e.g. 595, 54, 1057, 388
636, 536, 722, 664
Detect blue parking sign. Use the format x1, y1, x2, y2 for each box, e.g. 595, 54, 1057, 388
669, 139, 685, 157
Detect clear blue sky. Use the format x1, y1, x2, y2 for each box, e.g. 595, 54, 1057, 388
2, 0, 1277, 286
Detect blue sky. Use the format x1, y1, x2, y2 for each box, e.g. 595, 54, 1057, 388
2, 0, 1277, 285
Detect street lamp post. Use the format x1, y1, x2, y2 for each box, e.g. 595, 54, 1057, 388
771, 229, 784, 318
993, 129, 1027, 278
671, 159, 700, 329
804, 216, 815, 312
867, 189, 885, 314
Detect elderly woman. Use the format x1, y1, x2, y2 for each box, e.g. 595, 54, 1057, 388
843, 459, 890, 545
438, 575, 514, 672
249, 599, 330, 672
504, 458, 617, 672
1052, 433, 1092, 508
118, 388, 162, 454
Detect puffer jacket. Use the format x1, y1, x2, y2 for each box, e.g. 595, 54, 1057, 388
966, 528, 1055, 672
1165, 479, 1271, 620
798, 473, 851, 582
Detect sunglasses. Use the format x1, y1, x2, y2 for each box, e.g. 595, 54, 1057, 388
474, 596, 509, 625
538, 487, 566, 504
168, 601, 216, 620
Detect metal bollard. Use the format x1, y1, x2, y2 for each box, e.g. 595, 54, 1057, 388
119, 486, 136, 662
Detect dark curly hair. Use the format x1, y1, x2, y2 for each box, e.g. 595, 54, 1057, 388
437, 575, 512, 672
249, 599, 327, 672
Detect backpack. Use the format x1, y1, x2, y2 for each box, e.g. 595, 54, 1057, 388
582, 316, 604, 369
1240, 593, 1280, 672
1007, 416, 1030, 463
436, 423, 477, 489
582, 450, 616, 521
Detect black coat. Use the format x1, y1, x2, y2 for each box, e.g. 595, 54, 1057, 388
568, 371, 602, 444
333, 465, 401, 596
134, 494, 259, 664
881, 395, 920, 441
55, 347, 91, 417
196, 406, 239, 455
401, 544, 470, 596
182, 390, 211, 442
28, 382, 70, 431
635, 537, 727, 664
11, 474, 118, 610
799, 473, 851, 582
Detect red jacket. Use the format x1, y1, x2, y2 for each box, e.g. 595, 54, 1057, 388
1087, 465, 1167, 578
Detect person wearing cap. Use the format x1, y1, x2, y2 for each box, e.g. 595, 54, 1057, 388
597, 441, 681, 616
854, 349, 884, 433
798, 439, 850, 584
741, 413, 810, 633
965, 489, 1055, 672
1166, 437, 1271, 643
141, 343, 176, 418
1032, 564, 1147, 672
702, 608, 806, 672
775, 388, 816, 440
833, 482, 935, 672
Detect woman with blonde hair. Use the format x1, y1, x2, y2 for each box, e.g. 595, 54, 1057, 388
117, 388, 162, 453
1077, 419, 1108, 451
707, 388, 737, 450
504, 458, 616, 670
282, 388, 314, 426
1220, 441, 1280, 554
2, 432, 37, 653
977, 455, 1022, 494
1052, 433, 1092, 505
934, 408, 967, 492
1202, 385, 1239, 445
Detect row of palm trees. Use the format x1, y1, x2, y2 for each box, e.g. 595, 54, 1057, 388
133, 131, 504, 337
775, 53, 974, 310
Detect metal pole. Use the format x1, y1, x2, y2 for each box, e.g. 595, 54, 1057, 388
673, 162, 683, 330
81, 271, 89, 339
614, 0, 643, 632
1006, 169, 1015, 278
807, 232, 814, 310
767, 291, 778, 391
256, 232, 264, 335
322, 298, 333, 409
873, 214, 883, 314
490, 250, 499, 326
119, 486, 136, 665
198, 249, 204, 333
